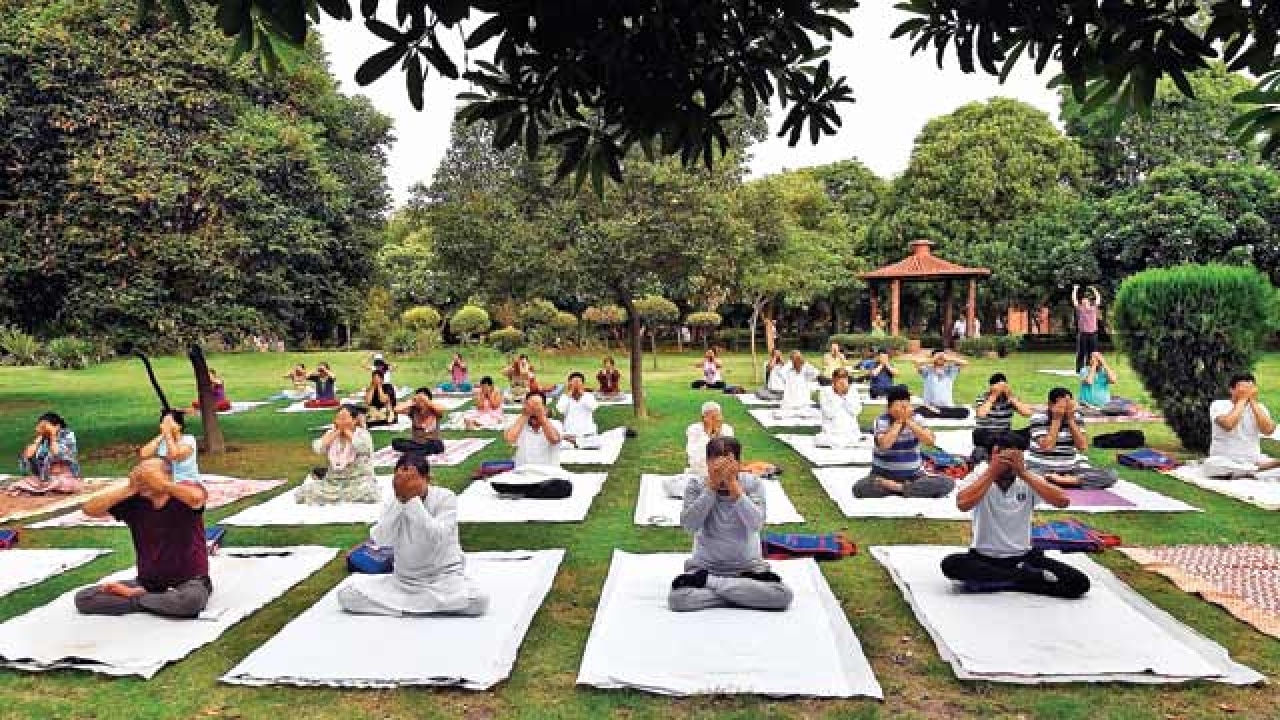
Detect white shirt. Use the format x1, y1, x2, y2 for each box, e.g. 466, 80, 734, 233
819, 386, 862, 439
971, 475, 1041, 558
1210, 399, 1271, 463
952, 319, 966, 337
777, 362, 817, 409
685, 422, 735, 477
511, 417, 563, 468
556, 391, 599, 436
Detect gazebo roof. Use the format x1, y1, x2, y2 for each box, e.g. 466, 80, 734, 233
859, 240, 991, 281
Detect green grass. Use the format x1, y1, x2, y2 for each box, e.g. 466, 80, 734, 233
1, 347, 1280, 720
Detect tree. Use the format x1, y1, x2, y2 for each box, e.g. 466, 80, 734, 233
583, 305, 627, 350
449, 305, 490, 344
1093, 162, 1280, 295
633, 295, 679, 369
1062, 64, 1256, 188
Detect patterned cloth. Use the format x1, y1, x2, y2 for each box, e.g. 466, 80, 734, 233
1119, 545, 1280, 639
27, 477, 286, 528
8, 429, 82, 495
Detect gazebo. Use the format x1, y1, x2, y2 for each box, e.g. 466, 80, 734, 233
858, 239, 991, 338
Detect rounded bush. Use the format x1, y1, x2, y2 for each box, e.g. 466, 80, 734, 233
684, 311, 723, 329
634, 295, 679, 324
1114, 264, 1280, 452
489, 326, 525, 353
400, 306, 441, 332
449, 305, 491, 342
519, 299, 559, 329
583, 305, 627, 326
551, 311, 579, 331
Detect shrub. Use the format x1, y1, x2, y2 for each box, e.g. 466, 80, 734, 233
450, 305, 491, 343
489, 326, 525, 353
1114, 264, 1280, 452
401, 306, 442, 332
45, 336, 95, 369
519, 299, 559, 330
918, 333, 945, 350
551, 311, 579, 332
387, 326, 418, 354
994, 333, 1024, 356
956, 336, 997, 356
583, 305, 627, 327
684, 311, 723, 329
634, 295, 680, 325
359, 288, 397, 349
828, 333, 909, 355
0, 326, 42, 365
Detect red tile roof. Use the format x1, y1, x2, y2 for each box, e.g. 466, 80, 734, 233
859, 240, 990, 280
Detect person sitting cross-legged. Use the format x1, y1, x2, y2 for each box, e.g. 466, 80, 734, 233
1026, 387, 1118, 489
303, 362, 340, 408
1078, 351, 1118, 409
441, 353, 471, 393
914, 351, 969, 418
555, 372, 600, 448
364, 370, 398, 427
815, 368, 864, 448
853, 386, 955, 498
396, 388, 448, 451
691, 349, 725, 390
1204, 372, 1280, 480
971, 373, 1034, 463
8, 412, 82, 496
820, 342, 848, 386
772, 350, 818, 419
504, 391, 563, 468
75, 458, 212, 618
463, 376, 506, 430
668, 436, 794, 612
756, 349, 786, 401
595, 356, 624, 401
139, 409, 200, 484
867, 351, 900, 399
337, 452, 488, 617
940, 431, 1090, 598
297, 405, 380, 505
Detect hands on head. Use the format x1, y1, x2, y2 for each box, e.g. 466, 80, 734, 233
705, 455, 742, 498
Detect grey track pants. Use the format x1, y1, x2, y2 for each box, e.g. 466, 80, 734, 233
853, 472, 955, 498
74, 576, 212, 618
668, 574, 794, 612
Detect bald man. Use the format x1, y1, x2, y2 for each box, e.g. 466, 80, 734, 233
772, 351, 818, 419
75, 458, 212, 618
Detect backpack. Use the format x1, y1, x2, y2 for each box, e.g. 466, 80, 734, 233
1093, 430, 1145, 449
1031, 519, 1120, 553
1117, 447, 1179, 471
762, 532, 857, 561
347, 541, 395, 574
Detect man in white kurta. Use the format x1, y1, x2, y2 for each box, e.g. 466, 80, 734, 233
337, 455, 488, 617
816, 368, 865, 448
668, 401, 736, 497
556, 372, 601, 448
772, 351, 819, 419
1204, 372, 1280, 479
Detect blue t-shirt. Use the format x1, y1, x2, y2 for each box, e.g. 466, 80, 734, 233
870, 365, 896, 392
919, 364, 960, 406
158, 434, 200, 483
872, 414, 923, 481
1078, 367, 1112, 406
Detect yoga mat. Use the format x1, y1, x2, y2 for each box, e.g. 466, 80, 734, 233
577, 551, 883, 698
747, 408, 821, 429
0, 546, 338, 679
871, 545, 1262, 685
456, 472, 607, 523
222, 550, 564, 690
277, 401, 338, 414
217, 401, 270, 416
634, 474, 804, 526
1065, 487, 1135, 508
0, 549, 111, 598
28, 476, 287, 529
1167, 463, 1280, 511
558, 427, 627, 466
1119, 545, 1280, 640
0, 478, 125, 524
1038, 369, 1080, 377
370, 438, 495, 468
441, 412, 519, 432
595, 393, 633, 407
859, 393, 925, 407
774, 434, 874, 467
914, 408, 977, 428
221, 476, 390, 527
930, 430, 975, 459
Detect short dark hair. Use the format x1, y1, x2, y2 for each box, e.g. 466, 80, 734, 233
415, 386, 433, 399
706, 435, 742, 461
340, 403, 365, 418
36, 412, 66, 429
1048, 387, 1073, 405
371, 370, 385, 382
832, 367, 850, 380
395, 451, 431, 477
480, 376, 494, 387
527, 390, 547, 405
988, 372, 1007, 386
991, 431, 1029, 452
887, 385, 911, 404
1230, 372, 1257, 389
161, 408, 185, 429
568, 371, 585, 382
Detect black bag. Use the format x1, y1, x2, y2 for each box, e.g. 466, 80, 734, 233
490, 478, 573, 499
1092, 430, 1145, 449
391, 437, 445, 456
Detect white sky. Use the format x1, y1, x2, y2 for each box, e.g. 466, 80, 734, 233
316, 5, 1063, 208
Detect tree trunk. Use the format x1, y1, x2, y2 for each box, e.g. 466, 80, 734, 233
188, 345, 225, 454
748, 295, 766, 383
650, 328, 659, 370
621, 297, 646, 418
763, 302, 777, 357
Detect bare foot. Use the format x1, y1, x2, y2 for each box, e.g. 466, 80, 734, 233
876, 477, 905, 495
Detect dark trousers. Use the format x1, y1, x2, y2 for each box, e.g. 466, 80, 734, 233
1075, 332, 1098, 372
692, 380, 726, 390
75, 576, 213, 618
940, 549, 1090, 598
917, 406, 970, 419
869, 383, 906, 400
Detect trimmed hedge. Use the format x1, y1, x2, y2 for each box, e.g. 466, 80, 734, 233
488, 326, 525, 353
828, 334, 909, 355
449, 305, 491, 342
1114, 264, 1280, 453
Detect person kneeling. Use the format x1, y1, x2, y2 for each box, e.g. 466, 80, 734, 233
668, 437, 793, 612
940, 433, 1090, 598
337, 453, 488, 617
854, 386, 955, 498
75, 458, 212, 618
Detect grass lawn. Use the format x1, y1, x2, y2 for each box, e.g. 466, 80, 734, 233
1, 347, 1279, 720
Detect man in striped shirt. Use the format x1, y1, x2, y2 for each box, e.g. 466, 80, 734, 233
972, 373, 1034, 462
854, 386, 955, 498
1027, 387, 1117, 489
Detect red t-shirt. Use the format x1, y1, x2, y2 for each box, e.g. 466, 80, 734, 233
110, 486, 208, 591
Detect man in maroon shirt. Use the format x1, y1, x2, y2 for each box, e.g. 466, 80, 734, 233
75, 457, 211, 618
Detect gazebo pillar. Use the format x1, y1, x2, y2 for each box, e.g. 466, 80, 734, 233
869, 284, 879, 330
942, 280, 954, 349
889, 279, 901, 336
966, 278, 977, 338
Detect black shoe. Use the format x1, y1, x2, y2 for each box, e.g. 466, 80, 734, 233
671, 569, 709, 589
741, 570, 781, 583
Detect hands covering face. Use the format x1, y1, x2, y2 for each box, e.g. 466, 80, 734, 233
392, 467, 427, 502
889, 401, 913, 423
334, 411, 356, 434
706, 455, 741, 497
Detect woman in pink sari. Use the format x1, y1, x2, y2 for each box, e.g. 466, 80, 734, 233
8, 413, 83, 495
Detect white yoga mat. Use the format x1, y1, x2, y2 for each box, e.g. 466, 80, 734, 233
634, 474, 804, 526
735, 394, 789, 408
748, 408, 822, 429
457, 472, 607, 523
859, 393, 925, 407
559, 427, 627, 466
220, 477, 392, 527
596, 393, 633, 407
774, 434, 874, 467
577, 551, 883, 698
814, 467, 1197, 519
277, 401, 337, 414
221, 550, 564, 690
930, 430, 975, 458
0, 546, 338, 679
871, 545, 1262, 685
370, 438, 495, 468
441, 412, 519, 432
217, 401, 270, 416
342, 386, 414, 403
0, 549, 111, 598
1168, 463, 1280, 511
1038, 369, 1080, 377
